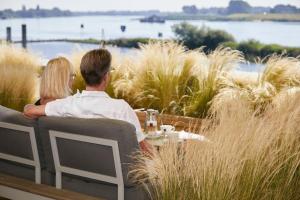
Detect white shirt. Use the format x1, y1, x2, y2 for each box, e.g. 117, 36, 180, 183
45, 90, 145, 142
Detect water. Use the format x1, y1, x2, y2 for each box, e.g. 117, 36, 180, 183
17, 41, 261, 72
19, 42, 100, 60
17, 41, 130, 60
1, 15, 300, 47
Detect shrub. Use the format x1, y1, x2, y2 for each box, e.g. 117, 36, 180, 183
108, 38, 155, 48
223, 39, 300, 62
172, 22, 235, 51
237, 39, 263, 60
260, 44, 285, 58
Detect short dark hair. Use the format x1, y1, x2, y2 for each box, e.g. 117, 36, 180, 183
80, 49, 112, 86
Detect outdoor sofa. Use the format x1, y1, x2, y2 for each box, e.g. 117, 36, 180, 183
0, 105, 148, 200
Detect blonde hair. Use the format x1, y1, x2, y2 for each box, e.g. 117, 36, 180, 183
40, 57, 74, 99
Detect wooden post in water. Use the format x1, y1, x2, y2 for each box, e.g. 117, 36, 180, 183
6, 27, 11, 42
21, 24, 27, 48
101, 28, 106, 48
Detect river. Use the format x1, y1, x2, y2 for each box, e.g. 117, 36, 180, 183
1, 15, 300, 47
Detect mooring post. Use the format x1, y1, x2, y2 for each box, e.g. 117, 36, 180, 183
101, 28, 106, 48
21, 24, 27, 48
6, 27, 11, 42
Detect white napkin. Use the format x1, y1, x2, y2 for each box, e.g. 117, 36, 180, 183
178, 131, 206, 141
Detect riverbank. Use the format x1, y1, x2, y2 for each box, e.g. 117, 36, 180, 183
20, 37, 299, 63
163, 13, 300, 22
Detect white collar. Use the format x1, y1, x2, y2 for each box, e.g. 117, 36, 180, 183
78, 90, 110, 98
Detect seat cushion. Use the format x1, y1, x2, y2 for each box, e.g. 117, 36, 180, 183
61, 174, 149, 200
0, 159, 54, 185
0, 106, 46, 170
38, 116, 141, 187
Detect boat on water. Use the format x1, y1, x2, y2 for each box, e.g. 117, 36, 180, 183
140, 15, 166, 23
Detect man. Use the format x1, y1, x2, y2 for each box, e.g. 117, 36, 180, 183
24, 49, 152, 154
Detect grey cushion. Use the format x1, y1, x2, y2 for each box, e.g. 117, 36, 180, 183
57, 138, 116, 177
61, 174, 149, 200
0, 105, 20, 120
0, 106, 45, 167
0, 105, 48, 185
0, 126, 33, 160
38, 116, 141, 187
0, 160, 54, 185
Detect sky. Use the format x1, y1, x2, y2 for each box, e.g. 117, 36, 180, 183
1, 0, 300, 11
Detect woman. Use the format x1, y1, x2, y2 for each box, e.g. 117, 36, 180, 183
35, 57, 75, 105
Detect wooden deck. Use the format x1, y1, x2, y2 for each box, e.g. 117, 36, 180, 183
0, 173, 104, 200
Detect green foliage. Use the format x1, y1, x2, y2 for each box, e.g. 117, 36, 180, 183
238, 40, 263, 56
172, 22, 235, 51
69, 38, 159, 49
223, 40, 300, 61
171, 22, 300, 61
107, 38, 155, 48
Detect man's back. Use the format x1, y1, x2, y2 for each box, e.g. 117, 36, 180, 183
45, 90, 145, 142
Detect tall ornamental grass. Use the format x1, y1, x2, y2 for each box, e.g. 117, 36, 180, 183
210, 55, 300, 114
69, 50, 86, 93
0, 44, 40, 111
184, 47, 243, 117
111, 42, 244, 117
115, 41, 207, 114
131, 93, 300, 200
49, 42, 300, 118
259, 55, 300, 91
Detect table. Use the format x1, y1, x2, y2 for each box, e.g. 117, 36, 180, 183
145, 131, 207, 149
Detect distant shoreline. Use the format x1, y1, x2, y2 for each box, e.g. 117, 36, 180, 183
163, 13, 300, 22
2, 13, 300, 22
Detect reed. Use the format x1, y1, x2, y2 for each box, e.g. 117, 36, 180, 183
0, 43, 40, 111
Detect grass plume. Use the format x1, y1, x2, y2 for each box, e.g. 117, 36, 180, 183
0, 43, 40, 111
